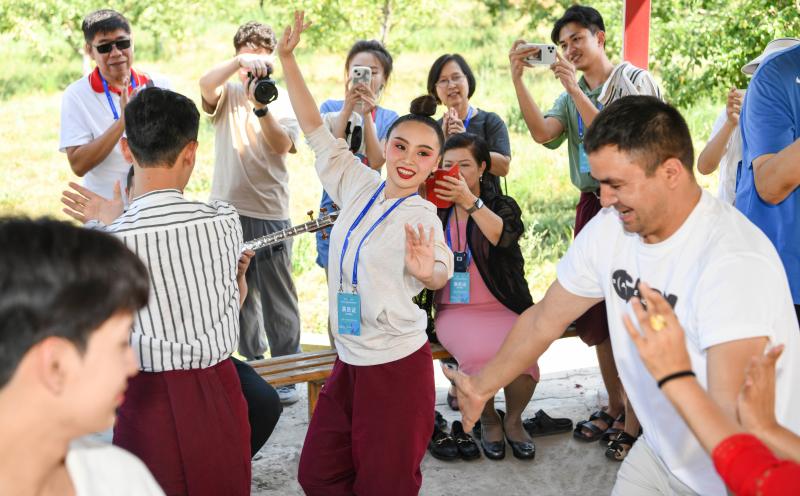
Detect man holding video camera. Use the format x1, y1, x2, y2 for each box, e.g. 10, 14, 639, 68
508, 4, 662, 458
199, 21, 302, 404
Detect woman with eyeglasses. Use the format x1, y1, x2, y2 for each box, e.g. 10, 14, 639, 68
427, 54, 512, 195
316, 41, 399, 339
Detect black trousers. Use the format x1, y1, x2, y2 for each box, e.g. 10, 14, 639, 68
232, 357, 283, 457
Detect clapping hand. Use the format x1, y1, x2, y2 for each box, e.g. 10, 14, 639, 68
61, 181, 124, 225
623, 282, 693, 383
726, 88, 744, 126
738, 344, 783, 437
277, 11, 312, 58
444, 107, 465, 136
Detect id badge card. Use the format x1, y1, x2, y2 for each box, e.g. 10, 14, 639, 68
453, 251, 469, 273
449, 272, 470, 304
337, 292, 361, 336
578, 142, 591, 174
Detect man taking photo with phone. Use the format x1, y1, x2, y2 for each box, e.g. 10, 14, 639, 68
508, 4, 662, 459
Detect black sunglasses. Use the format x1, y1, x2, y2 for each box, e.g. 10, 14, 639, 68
345, 122, 363, 154
94, 39, 131, 54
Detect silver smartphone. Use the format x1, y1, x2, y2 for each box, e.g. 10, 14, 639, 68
520, 43, 557, 65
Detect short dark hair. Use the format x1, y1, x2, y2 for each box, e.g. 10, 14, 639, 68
233, 21, 276, 53
82, 9, 130, 44
584, 95, 694, 175
386, 95, 445, 154
426, 54, 476, 104
444, 133, 492, 175
551, 5, 605, 45
345, 40, 394, 82
0, 218, 149, 388
124, 87, 200, 167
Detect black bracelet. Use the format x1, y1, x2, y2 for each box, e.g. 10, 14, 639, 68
657, 370, 696, 389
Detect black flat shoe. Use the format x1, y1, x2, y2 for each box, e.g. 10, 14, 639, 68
428, 423, 459, 461
479, 430, 505, 460
451, 421, 480, 460
504, 434, 536, 460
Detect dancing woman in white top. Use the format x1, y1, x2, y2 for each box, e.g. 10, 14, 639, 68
277, 12, 454, 495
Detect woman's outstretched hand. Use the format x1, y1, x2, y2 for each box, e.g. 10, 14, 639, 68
277, 11, 312, 58
404, 223, 435, 284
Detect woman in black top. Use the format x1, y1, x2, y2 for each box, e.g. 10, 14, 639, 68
427, 54, 512, 194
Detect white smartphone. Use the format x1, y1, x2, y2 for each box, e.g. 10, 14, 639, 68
350, 65, 372, 87
520, 43, 557, 65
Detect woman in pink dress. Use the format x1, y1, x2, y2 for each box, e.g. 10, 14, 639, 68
429, 133, 538, 460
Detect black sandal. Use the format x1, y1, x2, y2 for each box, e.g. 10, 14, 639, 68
605, 431, 638, 461
573, 409, 615, 442
600, 413, 626, 443
523, 409, 573, 437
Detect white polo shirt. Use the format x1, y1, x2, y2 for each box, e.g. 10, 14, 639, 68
59, 69, 170, 199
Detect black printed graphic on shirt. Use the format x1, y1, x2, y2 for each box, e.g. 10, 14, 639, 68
611, 269, 679, 309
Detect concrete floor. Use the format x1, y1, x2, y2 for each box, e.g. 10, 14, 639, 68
251, 337, 622, 495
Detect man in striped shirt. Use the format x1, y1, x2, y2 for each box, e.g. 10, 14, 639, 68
63, 87, 252, 495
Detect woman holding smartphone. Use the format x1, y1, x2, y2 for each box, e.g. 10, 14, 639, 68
316, 41, 399, 340
278, 12, 453, 495
426, 133, 538, 460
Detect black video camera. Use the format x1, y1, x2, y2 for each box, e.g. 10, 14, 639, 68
247, 67, 278, 105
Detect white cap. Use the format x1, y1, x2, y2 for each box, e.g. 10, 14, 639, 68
742, 38, 800, 75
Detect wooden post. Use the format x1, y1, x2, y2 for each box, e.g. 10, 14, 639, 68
623, 0, 651, 69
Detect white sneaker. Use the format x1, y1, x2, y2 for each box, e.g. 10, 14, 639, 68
277, 384, 299, 405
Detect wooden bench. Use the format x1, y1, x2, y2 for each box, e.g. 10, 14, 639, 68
253, 327, 578, 419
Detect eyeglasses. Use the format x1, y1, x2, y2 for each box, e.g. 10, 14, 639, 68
94, 39, 132, 54
436, 73, 465, 87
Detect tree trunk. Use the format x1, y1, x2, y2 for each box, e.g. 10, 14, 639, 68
380, 0, 392, 44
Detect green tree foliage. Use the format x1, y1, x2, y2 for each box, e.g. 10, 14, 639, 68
650, 0, 800, 107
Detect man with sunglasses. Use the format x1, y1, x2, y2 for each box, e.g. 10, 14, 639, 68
59, 9, 169, 201
199, 22, 302, 404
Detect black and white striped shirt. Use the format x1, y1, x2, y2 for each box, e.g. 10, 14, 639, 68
103, 189, 242, 372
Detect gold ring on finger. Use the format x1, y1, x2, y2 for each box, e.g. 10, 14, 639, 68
649, 314, 666, 332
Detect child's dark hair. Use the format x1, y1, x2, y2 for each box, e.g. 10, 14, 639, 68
345, 40, 393, 82
0, 218, 149, 388
551, 5, 606, 45
385, 95, 445, 153
443, 133, 492, 174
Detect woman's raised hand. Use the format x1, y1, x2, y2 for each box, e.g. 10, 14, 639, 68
277, 11, 312, 58
404, 223, 436, 284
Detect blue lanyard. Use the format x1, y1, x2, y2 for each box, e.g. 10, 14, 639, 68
100, 72, 137, 120
445, 208, 471, 265
463, 106, 474, 130
338, 181, 416, 291
577, 101, 603, 139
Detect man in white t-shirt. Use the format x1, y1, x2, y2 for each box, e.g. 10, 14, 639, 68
446, 96, 800, 495
59, 9, 169, 200
0, 219, 163, 495
199, 21, 302, 403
